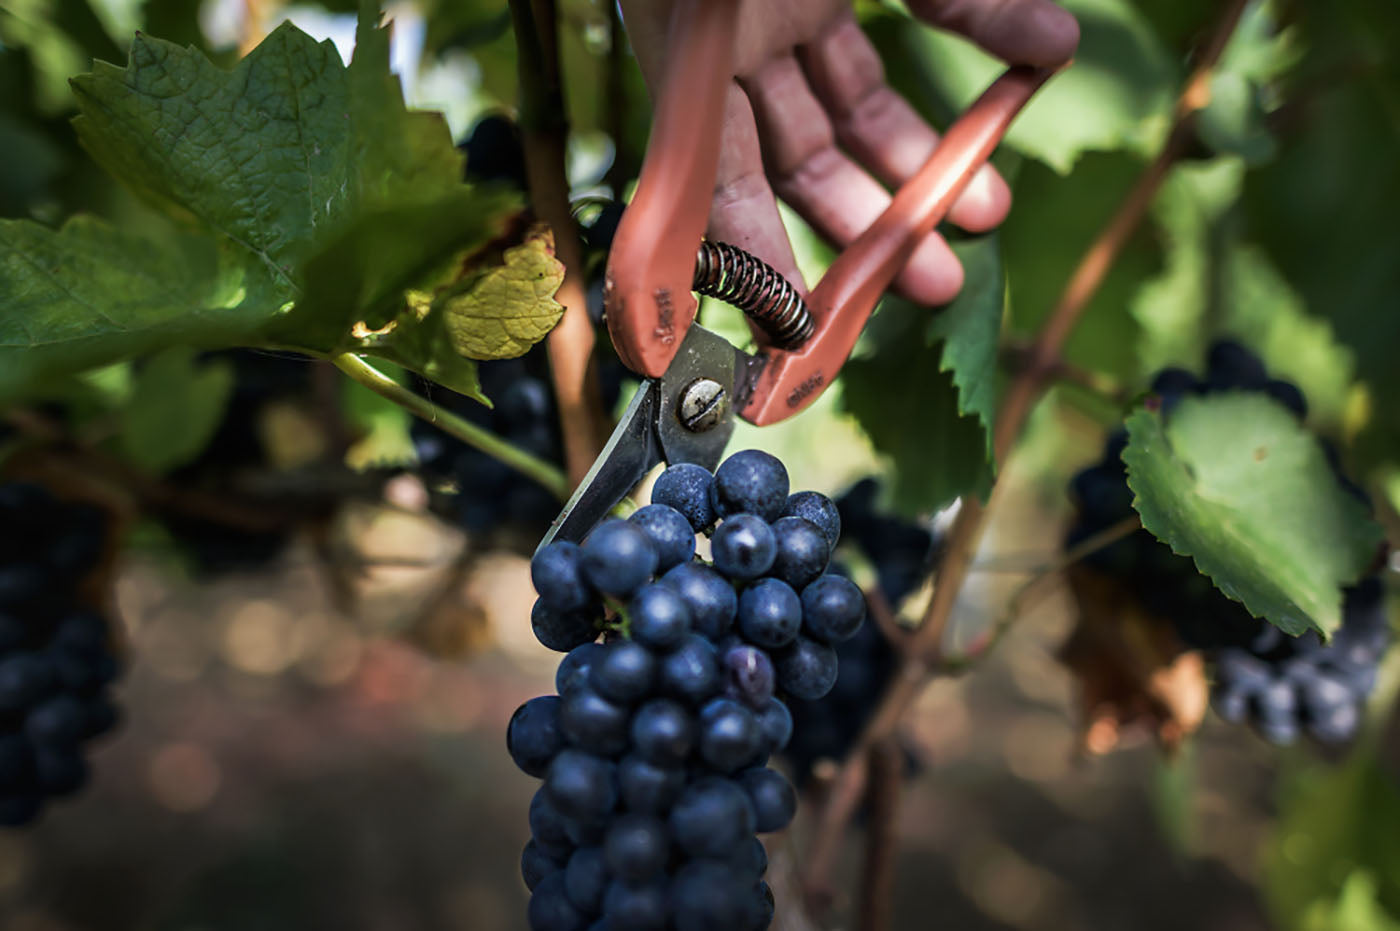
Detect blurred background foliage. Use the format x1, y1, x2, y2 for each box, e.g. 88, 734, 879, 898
0, 0, 1398, 928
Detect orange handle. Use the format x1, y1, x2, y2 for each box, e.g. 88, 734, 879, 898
739, 65, 1053, 426
604, 0, 738, 378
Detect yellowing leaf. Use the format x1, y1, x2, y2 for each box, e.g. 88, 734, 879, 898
442, 226, 565, 360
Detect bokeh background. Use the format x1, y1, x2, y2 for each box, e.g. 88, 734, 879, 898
1, 0, 1398, 929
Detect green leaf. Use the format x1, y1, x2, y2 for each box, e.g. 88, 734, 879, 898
439, 227, 566, 360
280, 186, 521, 347
1123, 394, 1383, 636
0, 216, 273, 399
841, 235, 1003, 515
0, 9, 529, 397
864, 0, 1176, 173
119, 346, 234, 472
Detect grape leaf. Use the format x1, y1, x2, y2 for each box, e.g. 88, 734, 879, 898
0, 216, 273, 399
864, 0, 1176, 174
841, 235, 1002, 515
119, 346, 233, 472
0, 7, 538, 398
1123, 394, 1383, 636
439, 226, 566, 360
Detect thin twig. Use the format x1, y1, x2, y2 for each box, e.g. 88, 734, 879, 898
862, 583, 913, 651
331, 353, 569, 501
857, 739, 903, 931
510, 0, 609, 487
998, 341, 1125, 401
801, 0, 1250, 903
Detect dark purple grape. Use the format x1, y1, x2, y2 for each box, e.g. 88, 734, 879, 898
661, 563, 736, 641
737, 579, 801, 649
580, 520, 658, 596
710, 451, 789, 523
711, 515, 776, 581
652, 463, 717, 532
508, 696, 564, 778
629, 584, 691, 652
628, 505, 696, 571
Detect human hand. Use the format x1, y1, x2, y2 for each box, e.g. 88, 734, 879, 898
617, 0, 1078, 306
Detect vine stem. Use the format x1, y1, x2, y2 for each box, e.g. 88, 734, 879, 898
800, 0, 1250, 905
510, 0, 610, 487
330, 353, 570, 502
856, 739, 903, 931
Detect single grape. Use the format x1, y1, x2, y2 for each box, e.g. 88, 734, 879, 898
559, 687, 631, 758
661, 564, 737, 640
669, 778, 756, 858
722, 644, 775, 710
800, 575, 866, 644
658, 634, 721, 705
652, 463, 717, 532
556, 642, 605, 694
563, 846, 607, 913
775, 637, 839, 701
670, 861, 749, 931
629, 699, 695, 765
768, 517, 829, 590
628, 504, 697, 571
737, 579, 802, 649
711, 515, 776, 580
531, 599, 597, 653
508, 696, 564, 778
629, 584, 692, 652
532, 542, 593, 612
545, 750, 618, 822
697, 698, 764, 773
710, 451, 789, 523
737, 767, 796, 833
580, 520, 659, 596
590, 641, 658, 705
603, 813, 668, 882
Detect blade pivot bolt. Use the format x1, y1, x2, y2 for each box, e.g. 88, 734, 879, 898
678, 378, 727, 432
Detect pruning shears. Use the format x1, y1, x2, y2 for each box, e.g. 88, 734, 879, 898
543, 0, 1055, 546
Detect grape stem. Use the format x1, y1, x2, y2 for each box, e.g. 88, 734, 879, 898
330, 353, 570, 502
509, 0, 611, 487
801, 0, 1251, 906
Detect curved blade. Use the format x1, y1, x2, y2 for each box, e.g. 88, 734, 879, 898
538, 382, 660, 548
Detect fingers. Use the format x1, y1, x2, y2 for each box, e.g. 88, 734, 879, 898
907, 0, 1080, 67
742, 55, 964, 306
707, 84, 808, 297
798, 14, 1009, 233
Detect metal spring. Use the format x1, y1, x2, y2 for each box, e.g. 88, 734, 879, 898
692, 240, 814, 349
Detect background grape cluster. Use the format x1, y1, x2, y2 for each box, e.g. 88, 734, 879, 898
1066, 341, 1390, 745
0, 483, 121, 825
507, 450, 866, 930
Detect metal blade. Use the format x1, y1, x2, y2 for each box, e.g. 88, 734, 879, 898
538, 382, 662, 548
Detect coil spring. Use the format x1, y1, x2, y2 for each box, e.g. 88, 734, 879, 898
692, 240, 814, 349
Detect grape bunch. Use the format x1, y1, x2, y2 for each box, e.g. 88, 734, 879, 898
0, 482, 122, 825
508, 450, 865, 930
1066, 340, 1390, 745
